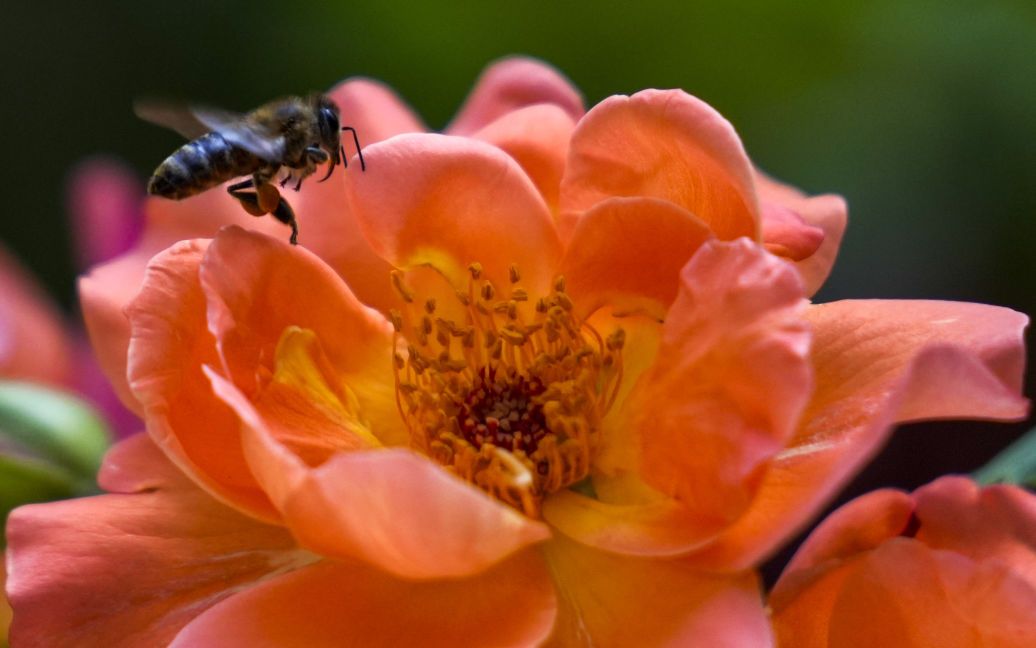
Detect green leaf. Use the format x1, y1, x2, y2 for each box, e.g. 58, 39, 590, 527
974, 427, 1036, 488
0, 381, 111, 481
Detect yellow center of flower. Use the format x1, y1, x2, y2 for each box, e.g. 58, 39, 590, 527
391, 263, 624, 517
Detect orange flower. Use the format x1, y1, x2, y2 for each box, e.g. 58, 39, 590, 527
770, 476, 1036, 647
8, 58, 1028, 646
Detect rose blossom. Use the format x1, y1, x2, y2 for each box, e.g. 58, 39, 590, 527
6, 58, 1028, 646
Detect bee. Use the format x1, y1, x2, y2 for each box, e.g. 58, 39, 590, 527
136, 93, 365, 245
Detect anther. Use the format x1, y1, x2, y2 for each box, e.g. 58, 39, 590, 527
468, 263, 483, 280
509, 264, 521, 284
391, 271, 414, 303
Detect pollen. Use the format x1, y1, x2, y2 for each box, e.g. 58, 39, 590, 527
391, 264, 624, 517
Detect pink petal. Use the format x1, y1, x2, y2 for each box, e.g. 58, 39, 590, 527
630, 239, 811, 532
0, 246, 72, 386
756, 171, 847, 296
5, 434, 301, 648
544, 536, 773, 647
345, 133, 561, 293
67, 157, 144, 270
472, 103, 577, 212
760, 202, 824, 261
560, 90, 760, 242
446, 56, 583, 136
686, 300, 1029, 571
170, 550, 556, 648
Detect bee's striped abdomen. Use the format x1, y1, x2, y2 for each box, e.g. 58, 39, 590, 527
147, 133, 264, 199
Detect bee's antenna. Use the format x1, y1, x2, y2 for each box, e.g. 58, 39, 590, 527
342, 126, 366, 171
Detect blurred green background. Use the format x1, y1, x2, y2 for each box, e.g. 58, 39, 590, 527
1, 0, 1034, 560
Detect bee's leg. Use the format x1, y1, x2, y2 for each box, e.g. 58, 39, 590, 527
342, 127, 366, 171
270, 196, 299, 245
227, 179, 268, 217
299, 147, 328, 189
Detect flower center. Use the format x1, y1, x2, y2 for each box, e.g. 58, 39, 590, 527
391, 263, 624, 517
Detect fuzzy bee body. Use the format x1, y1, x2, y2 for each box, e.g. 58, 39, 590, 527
148, 132, 266, 200
137, 94, 365, 245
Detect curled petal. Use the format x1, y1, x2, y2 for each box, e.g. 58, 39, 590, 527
447, 56, 584, 136
756, 171, 847, 296
170, 550, 557, 648
200, 226, 401, 444
0, 247, 71, 386
760, 203, 824, 261
560, 89, 759, 241
346, 133, 561, 293
6, 434, 301, 648
560, 196, 714, 320
472, 103, 576, 212
126, 239, 277, 520
687, 300, 1029, 571
630, 239, 811, 532
208, 371, 549, 580
544, 536, 772, 647
279, 448, 550, 580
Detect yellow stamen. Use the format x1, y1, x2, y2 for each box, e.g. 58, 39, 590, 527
391, 264, 624, 517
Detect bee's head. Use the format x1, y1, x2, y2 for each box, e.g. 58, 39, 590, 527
313, 94, 365, 181
315, 95, 342, 160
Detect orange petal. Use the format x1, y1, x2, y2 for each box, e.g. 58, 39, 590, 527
829, 540, 1036, 648
543, 489, 719, 556
760, 202, 824, 260
447, 56, 583, 136
170, 549, 556, 648
913, 476, 1036, 588
279, 448, 550, 579
5, 434, 301, 648
559, 196, 714, 321
207, 368, 549, 580
126, 238, 277, 521
767, 488, 917, 648
281, 78, 424, 313
199, 226, 401, 444
630, 239, 811, 532
345, 133, 561, 293
560, 90, 759, 242
686, 300, 1029, 571
543, 535, 772, 647
472, 103, 576, 213
756, 170, 847, 297
0, 246, 71, 386
327, 77, 426, 144
227, 329, 383, 467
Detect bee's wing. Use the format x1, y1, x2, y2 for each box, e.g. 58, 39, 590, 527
135, 100, 286, 163
134, 100, 212, 140
192, 107, 286, 163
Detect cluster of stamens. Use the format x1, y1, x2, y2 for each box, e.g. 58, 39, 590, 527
391, 263, 625, 517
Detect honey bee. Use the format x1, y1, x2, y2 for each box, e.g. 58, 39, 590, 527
136, 93, 365, 245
